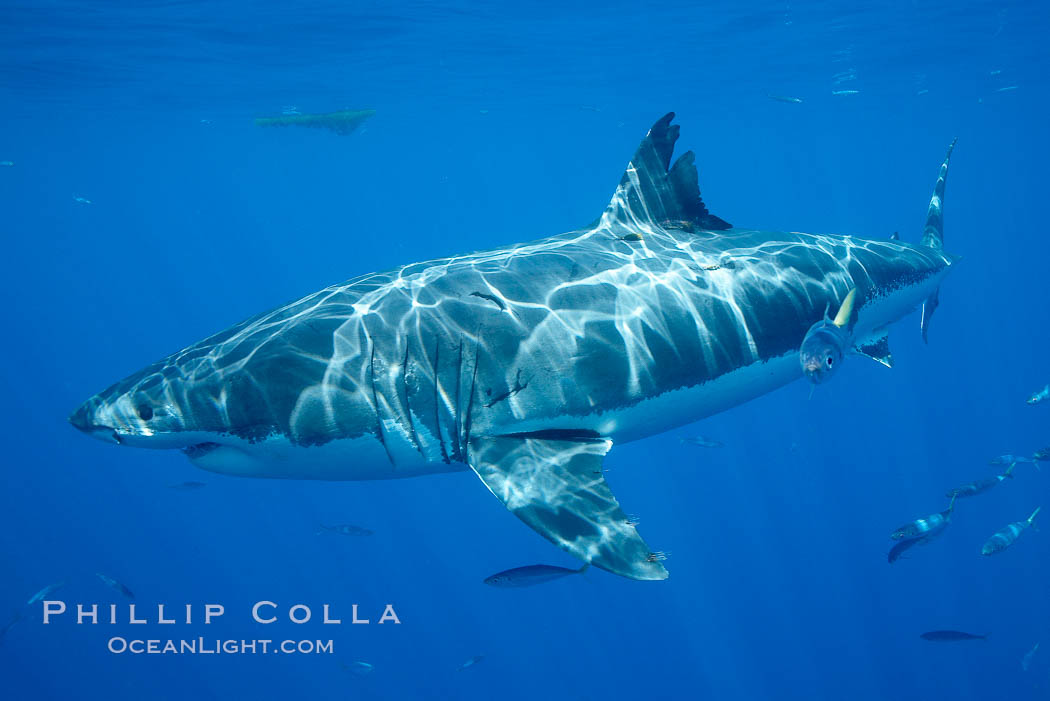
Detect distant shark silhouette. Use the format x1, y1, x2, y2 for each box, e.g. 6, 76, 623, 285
71, 113, 957, 580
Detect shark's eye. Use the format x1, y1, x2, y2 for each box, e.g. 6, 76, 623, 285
136, 404, 154, 421
826, 357, 834, 367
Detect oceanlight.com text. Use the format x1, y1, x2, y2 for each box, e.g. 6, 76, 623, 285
106, 637, 334, 655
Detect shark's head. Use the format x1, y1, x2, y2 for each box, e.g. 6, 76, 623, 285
68, 363, 201, 449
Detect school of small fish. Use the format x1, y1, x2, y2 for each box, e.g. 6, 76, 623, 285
890, 378, 1049, 667
7, 106, 1044, 682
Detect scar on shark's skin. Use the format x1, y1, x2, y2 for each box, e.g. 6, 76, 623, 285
659, 219, 696, 232
484, 369, 529, 408
470, 291, 507, 312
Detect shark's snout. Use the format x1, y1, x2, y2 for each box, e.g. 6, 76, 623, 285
69, 401, 121, 445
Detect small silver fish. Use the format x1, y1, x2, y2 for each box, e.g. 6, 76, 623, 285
26, 581, 66, 605
96, 573, 135, 599
0, 160, 13, 167
1027, 385, 1049, 405
318, 524, 374, 536
800, 289, 857, 384
72, 196, 92, 205
832, 90, 860, 96
484, 563, 588, 588
996, 85, 1019, 92
680, 436, 724, 448
981, 507, 1040, 556
891, 497, 955, 540
457, 655, 484, 671
341, 660, 373, 676
945, 464, 1014, 498
767, 94, 803, 104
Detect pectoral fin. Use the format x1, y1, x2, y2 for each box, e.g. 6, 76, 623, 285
468, 435, 668, 580
854, 331, 894, 368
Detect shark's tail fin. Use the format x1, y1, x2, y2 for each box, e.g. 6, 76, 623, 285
919, 139, 957, 343
598, 113, 731, 234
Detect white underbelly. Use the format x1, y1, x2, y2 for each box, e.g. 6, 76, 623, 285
495, 351, 801, 445
188, 432, 465, 481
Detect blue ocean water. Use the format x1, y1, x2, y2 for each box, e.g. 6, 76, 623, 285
1, 1, 1048, 699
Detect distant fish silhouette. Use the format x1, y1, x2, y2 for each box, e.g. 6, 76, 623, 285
920, 630, 987, 642
0, 610, 24, 643
96, 573, 135, 599
1022, 642, 1039, 671
341, 660, 373, 676
484, 563, 588, 588
255, 108, 375, 136
317, 524, 374, 536
457, 655, 484, 671
680, 436, 724, 449
26, 581, 66, 605
168, 481, 207, 490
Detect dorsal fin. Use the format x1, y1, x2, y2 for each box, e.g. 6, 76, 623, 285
599, 112, 730, 231
920, 138, 957, 250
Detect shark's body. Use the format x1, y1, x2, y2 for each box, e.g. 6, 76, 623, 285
70, 114, 957, 580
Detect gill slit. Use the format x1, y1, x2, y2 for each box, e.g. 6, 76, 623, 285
367, 335, 395, 467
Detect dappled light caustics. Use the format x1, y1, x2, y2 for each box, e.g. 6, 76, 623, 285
469, 435, 667, 580
69, 113, 958, 580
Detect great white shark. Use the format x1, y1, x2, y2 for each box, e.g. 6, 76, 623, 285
70, 113, 958, 580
